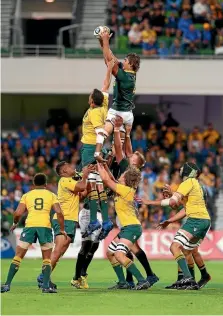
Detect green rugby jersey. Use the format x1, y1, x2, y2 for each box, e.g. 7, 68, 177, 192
111, 63, 136, 112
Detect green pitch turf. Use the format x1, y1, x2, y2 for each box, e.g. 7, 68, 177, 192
1, 259, 223, 315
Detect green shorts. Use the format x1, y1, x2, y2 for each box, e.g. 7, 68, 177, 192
20, 227, 53, 245
181, 218, 211, 240
81, 144, 96, 168
118, 225, 142, 243
52, 219, 76, 243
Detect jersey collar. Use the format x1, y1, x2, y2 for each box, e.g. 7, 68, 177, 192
124, 70, 136, 74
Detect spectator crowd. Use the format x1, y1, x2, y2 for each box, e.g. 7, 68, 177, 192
1, 116, 222, 233
107, 0, 223, 56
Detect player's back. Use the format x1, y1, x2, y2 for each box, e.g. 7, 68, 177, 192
177, 178, 210, 220
22, 189, 57, 228
81, 92, 109, 145
112, 63, 136, 112
56, 177, 79, 221
115, 183, 140, 227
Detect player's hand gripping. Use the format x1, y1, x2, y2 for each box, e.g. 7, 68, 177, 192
95, 153, 107, 164
60, 230, 68, 239
100, 30, 113, 41
156, 220, 170, 230
113, 115, 123, 130
10, 223, 18, 232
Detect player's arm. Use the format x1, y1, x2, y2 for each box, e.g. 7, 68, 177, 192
125, 125, 133, 158
157, 208, 186, 230
97, 162, 117, 192
101, 59, 115, 93
10, 202, 27, 231
53, 202, 67, 238
103, 163, 117, 182
113, 116, 125, 163
100, 31, 119, 76
142, 191, 184, 208
74, 165, 94, 193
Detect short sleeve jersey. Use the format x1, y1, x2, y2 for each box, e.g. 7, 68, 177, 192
111, 63, 136, 112
176, 178, 210, 220
53, 177, 79, 221
81, 92, 109, 145
115, 184, 140, 227
20, 189, 59, 228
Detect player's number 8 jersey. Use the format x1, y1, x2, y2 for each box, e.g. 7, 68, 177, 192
20, 189, 59, 228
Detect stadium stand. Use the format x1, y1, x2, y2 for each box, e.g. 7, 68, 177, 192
1, 115, 222, 233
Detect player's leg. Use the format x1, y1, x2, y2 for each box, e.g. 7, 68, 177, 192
107, 238, 129, 289
1, 227, 36, 293
71, 240, 92, 288
125, 251, 135, 288
192, 247, 211, 288
131, 241, 159, 286
96, 179, 113, 239
84, 176, 101, 236
41, 246, 56, 294
115, 237, 150, 290
1, 245, 28, 293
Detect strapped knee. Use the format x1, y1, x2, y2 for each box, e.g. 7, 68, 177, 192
116, 243, 129, 255
108, 241, 117, 253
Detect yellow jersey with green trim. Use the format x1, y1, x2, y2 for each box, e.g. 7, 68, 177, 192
20, 189, 59, 228
176, 178, 210, 220
53, 177, 79, 221
81, 92, 109, 145
115, 184, 140, 226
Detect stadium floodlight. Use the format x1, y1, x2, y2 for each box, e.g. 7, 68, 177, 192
45, 0, 55, 3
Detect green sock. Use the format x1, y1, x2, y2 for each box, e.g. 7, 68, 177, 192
176, 255, 191, 278
88, 190, 99, 222
177, 270, 184, 281
99, 191, 109, 221
126, 262, 144, 282
6, 256, 21, 285
188, 265, 195, 278
42, 260, 51, 289
112, 262, 126, 283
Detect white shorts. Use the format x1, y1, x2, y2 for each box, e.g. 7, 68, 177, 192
106, 108, 134, 132
79, 208, 102, 242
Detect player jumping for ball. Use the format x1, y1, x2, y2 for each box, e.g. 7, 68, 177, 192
94, 30, 140, 163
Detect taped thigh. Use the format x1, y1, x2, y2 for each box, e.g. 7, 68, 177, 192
174, 230, 201, 250
88, 172, 97, 183
41, 242, 54, 250
116, 242, 129, 254
18, 240, 30, 249
108, 241, 117, 253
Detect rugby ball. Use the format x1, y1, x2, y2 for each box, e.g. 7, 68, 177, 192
93, 26, 110, 39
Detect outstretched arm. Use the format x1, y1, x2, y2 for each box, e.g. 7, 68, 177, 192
113, 116, 125, 164
157, 208, 186, 230
124, 125, 133, 158
100, 31, 119, 76
97, 163, 117, 192
101, 59, 115, 93
142, 192, 184, 208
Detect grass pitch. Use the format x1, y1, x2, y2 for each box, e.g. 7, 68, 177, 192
1, 259, 223, 315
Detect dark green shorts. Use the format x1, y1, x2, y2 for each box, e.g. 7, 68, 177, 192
52, 219, 76, 243
118, 225, 142, 243
20, 227, 53, 245
181, 218, 211, 239
81, 144, 96, 168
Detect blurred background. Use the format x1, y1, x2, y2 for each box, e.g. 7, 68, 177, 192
1, 0, 223, 259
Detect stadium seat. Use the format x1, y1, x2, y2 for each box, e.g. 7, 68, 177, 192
199, 48, 214, 55
194, 24, 204, 31
118, 36, 129, 50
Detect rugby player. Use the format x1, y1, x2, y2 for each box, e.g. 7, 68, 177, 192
1, 173, 66, 294
37, 163, 93, 289
80, 59, 114, 237
143, 162, 211, 290
107, 116, 159, 288
71, 203, 102, 289
97, 163, 150, 290
94, 31, 140, 160
157, 186, 211, 289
